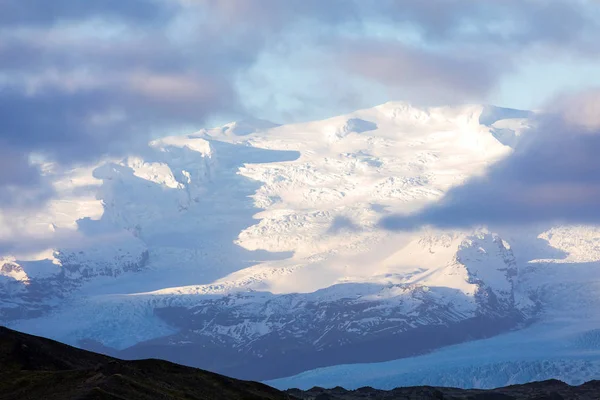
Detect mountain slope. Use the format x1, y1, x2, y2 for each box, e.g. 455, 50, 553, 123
4, 102, 600, 384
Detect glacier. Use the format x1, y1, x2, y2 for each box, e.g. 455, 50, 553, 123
268, 311, 600, 390
2, 102, 600, 383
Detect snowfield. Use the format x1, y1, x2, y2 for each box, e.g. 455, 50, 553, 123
3, 102, 600, 384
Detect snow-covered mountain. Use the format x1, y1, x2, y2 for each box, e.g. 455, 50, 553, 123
3, 102, 600, 384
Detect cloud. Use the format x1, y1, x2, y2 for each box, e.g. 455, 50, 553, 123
327, 1, 600, 105
336, 39, 508, 104
0, 2, 248, 205
1, 0, 599, 207
200, 0, 359, 29
380, 89, 600, 230
0, 149, 54, 209
553, 90, 600, 130
375, 0, 599, 50
199, 0, 599, 51
0, 0, 175, 27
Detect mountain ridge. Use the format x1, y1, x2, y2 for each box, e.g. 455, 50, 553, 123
2, 325, 600, 400
2, 102, 599, 386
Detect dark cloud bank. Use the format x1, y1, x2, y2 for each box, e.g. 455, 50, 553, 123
0, 0, 599, 211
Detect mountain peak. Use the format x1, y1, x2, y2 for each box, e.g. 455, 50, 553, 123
221, 118, 280, 136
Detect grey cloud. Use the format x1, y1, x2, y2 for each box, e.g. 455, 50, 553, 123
0, 82, 233, 161
0, 0, 176, 26
236, 0, 600, 120
380, 90, 600, 230
377, 0, 598, 50
200, 0, 360, 31
0, 3, 252, 204
328, 0, 599, 104
337, 39, 508, 104
0, 148, 54, 209
2, 0, 600, 207
202, 0, 599, 50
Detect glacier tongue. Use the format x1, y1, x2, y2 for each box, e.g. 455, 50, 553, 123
3, 102, 599, 383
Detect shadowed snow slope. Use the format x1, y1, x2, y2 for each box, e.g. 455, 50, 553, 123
3, 102, 600, 383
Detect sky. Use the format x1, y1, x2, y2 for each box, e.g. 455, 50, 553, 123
1, 0, 600, 226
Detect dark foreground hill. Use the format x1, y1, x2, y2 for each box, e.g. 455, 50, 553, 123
2, 326, 600, 400
0, 326, 287, 400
